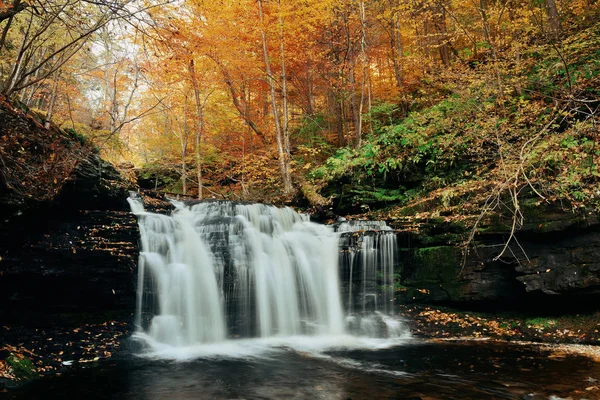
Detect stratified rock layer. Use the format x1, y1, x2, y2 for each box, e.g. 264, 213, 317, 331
391, 202, 600, 310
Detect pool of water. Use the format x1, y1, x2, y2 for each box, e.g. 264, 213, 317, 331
5, 338, 599, 399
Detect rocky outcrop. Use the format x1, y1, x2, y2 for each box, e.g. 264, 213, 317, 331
0, 182, 178, 323
0, 98, 144, 322
0, 209, 138, 321
391, 202, 600, 310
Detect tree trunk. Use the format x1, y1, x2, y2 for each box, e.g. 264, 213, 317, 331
355, 0, 368, 148
434, 4, 450, 66
180, 101, 188, 196
348, 65, 361, 147
188, 59, 204, 200
2, 23, 29, 96
479, 0, 504, 98
545, 0, 561, 38
109, 69, 119, 133
278, 0, 291, 162
328, 89, 345, 147
44, 73, 60, 129
389, 0, 403, 89
181, 152, 187, 196
0, 15, 14, 56
258, 0, 293, 194
305, 69, 314, 115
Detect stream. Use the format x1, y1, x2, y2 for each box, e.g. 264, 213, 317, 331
5, 198, 599, 399
5, 338, 599, 399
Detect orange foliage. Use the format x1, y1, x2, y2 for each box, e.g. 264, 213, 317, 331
4, 0, 596, 199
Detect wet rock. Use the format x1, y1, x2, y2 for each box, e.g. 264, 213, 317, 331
392, 203, 600, 310
0, 208, 138, 321
57, 152, 132, 211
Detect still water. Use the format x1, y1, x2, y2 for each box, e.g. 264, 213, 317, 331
6, 338, 600, 399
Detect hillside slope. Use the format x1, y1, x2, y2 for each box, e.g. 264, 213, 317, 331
315, 21, 600, 228
312, 21, 600, 307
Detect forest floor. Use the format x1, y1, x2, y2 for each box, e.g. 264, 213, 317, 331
401, 304, 600, 345
0, 314, 130, 388
3, 305, 600, 388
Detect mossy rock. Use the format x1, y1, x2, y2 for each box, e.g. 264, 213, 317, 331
400, 246, 466, 301
411, 246, 461, 281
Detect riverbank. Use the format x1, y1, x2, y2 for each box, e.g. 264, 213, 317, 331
401, 304, 600, 345
3, 304, 600, 390
0, 313, 130, 388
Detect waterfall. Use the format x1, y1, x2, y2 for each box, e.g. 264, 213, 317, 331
336, 221, 399, 337
128, 199, 226, 346
128, 195, 405, 351
129, 196, 345, 346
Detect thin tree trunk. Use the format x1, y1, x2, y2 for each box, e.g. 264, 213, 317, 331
306, 69, 314, 115
328, 89, 345, 147
24, 49, 48, 106
44, 72, 60, 129
545, 0, 561, 37
181, 153, 187, 196
389, 0, 403, 89
479, 0, 504, 98
355, 0, 368, 148
348, 65, 361, 147
258, 0, 292, 194
338, 96, 346, 147
188, 59, 204, 200
278, 0, 291, 160
0, 15, 14, 56
109, 68, 119, 133
180, 101, 188, 196
434, 4, 450, 66
3, 16, 30, 95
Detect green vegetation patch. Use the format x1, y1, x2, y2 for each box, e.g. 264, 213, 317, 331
6, 354, 38, 381
314, 21, 600, 220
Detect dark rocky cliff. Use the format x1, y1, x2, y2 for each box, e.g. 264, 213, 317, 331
390, 202, 600, 311
0, 98, 141, 323
0, 156, 139, 323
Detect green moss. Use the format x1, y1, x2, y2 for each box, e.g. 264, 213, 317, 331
525, 317, 556, 329
7, 354, 38, 381
412, 247, 459, 282
402, 246, 465, 301
419, 232, 465, 246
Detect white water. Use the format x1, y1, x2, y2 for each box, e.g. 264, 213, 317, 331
128, 196, 408, 356
128, 199, 226, 345
336, 223, 398, 316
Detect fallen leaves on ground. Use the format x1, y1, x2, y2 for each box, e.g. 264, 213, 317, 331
1, 319, 129, 382
401, 304, 600, 346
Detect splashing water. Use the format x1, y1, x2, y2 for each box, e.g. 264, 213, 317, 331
128, 195, 408, 357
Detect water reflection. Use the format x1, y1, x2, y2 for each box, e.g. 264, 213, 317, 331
7, 340, 600, 399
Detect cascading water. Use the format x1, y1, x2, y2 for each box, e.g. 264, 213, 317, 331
128, 198, 227, 346
128, 195, 407, 354
336, 221, 400, 337
129, 196, 345, 347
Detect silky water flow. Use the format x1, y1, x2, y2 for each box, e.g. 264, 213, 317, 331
128, 195, 408, 356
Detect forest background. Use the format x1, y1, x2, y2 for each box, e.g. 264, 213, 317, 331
1, 0, 599, 223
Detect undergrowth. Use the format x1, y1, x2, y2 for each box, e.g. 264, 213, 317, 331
313, 21, 600, 220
